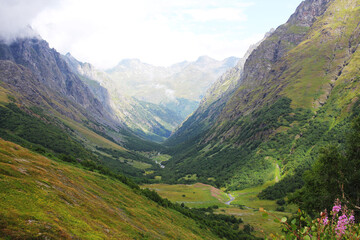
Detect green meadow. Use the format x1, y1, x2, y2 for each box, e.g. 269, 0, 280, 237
142, 183, 230, 208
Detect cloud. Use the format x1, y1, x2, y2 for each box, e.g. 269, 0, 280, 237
1, 0, 258, 68
184, 7, 248, 22
29, 0, 256, 68
0, 0, 60, 42
165, 89, 176, 101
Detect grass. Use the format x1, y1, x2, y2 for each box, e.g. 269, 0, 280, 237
60, 117, 126, 152
0, 87, 9, 104
224, 178, 298, 237
231, 184, 280, 211
126, 159, 152, 170
181, 174, 198, 181
0, 138, 219, 240
152, 154, 171, 163
215, 207, 289, 238
229, 164, 296, 212
142, 183, 230, 208
142, 180, 297, 237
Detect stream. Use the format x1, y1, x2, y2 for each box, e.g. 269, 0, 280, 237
225, 193, 235, 205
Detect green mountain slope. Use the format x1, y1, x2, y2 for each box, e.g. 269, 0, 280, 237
162, 0, 360, 193
0, 138, 222, 239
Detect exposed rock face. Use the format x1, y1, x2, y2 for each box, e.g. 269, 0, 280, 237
288, 0, 332, 26
241, 0, 332, 88
0, 60, 95, 123
62, 52, 113, 113
0, 60, 48, 106
0, 38, 120, 129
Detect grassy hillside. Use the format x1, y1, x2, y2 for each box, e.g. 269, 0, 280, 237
0, 138, 222, 239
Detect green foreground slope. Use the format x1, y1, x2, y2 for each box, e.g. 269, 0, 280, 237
0, 138, 220, 239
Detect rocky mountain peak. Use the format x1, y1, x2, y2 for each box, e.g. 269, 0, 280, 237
287, 0, 332, 27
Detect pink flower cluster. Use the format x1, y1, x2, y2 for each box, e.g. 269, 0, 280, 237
332, 203, 341, 213
336, 214, 350, 235
322, 199, 356, 237
323, 216, 329, 225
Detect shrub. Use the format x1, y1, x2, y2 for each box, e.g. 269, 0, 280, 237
264, 199, 359, 239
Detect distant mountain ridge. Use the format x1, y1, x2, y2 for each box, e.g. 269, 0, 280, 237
62, 53, 184, 142
62, 52, 239, 141
106, 55, 239, 118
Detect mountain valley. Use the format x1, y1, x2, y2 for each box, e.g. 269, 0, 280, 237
1, 0, 360, 239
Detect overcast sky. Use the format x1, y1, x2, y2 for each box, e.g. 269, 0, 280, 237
1, 0, 304, 69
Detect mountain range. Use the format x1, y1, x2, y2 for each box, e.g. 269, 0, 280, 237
106, 56, 239, 114
62, 53, 239, 142
1, 0, 360, 238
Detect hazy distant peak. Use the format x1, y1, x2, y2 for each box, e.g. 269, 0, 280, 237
195, 55, 216, 63
222, 56, 240, 66
170, 60, 190, 69
118, 58, 142, 66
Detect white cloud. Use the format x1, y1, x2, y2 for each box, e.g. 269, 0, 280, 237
184, 8, 247, 22
3, 0, 258, 68
0, 0, 60, 42
165, 89, 176, 101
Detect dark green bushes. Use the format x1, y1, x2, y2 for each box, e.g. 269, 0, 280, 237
0, 103, 90, 159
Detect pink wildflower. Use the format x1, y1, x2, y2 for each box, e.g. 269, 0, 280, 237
349, 215, 355, 224
335, 214, 348, 236
332, 204, 341, 213
323, 216, 329, 225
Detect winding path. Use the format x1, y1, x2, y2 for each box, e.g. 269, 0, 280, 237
225, 193, 235, 205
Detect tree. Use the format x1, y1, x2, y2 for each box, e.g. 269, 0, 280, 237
290, 117, 360, 216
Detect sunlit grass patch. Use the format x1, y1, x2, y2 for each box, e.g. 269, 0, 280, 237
142, 183, 229, 208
